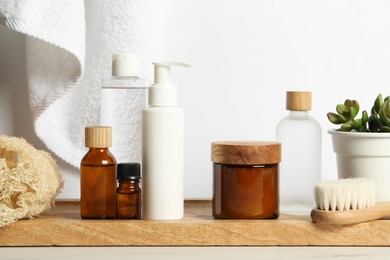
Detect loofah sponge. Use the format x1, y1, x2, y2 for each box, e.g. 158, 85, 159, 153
0, 135, 63, 228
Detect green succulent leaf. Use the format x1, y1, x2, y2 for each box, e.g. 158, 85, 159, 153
352, 119, 362, 130
371, 106, 377, 115
374, 94, 383, 113
379, 108, 390, 125
336, 104, 351, 119
336, 104, 347, 115
385, 96, 390, 103
382, 126, 390, 132
340, 122, 353, 131
369, 114, 382, 132
350, 100, 359, 119
362, 110, 369, 125
344, 99, 353, 109
327, 112, 346, 124
383, 100, 390, 117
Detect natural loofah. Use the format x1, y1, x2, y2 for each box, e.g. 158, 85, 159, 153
0, 135, 63, 228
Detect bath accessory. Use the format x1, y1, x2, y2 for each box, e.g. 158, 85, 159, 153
310, 178, 390, 225
276, 91, 322, 214
142, 62, 191, 220
101, 53, 148, 163
0, 135, 63, 228
211, 141, 281, 219
116, 163, 141, 219
80, 126, 117, 219
0, 1, 166, 168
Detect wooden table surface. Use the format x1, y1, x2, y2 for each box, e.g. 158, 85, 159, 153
1, 200, 390, 246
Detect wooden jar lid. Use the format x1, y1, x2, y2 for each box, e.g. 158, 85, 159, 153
211, 141, 281, 165
286, 91, 311, 111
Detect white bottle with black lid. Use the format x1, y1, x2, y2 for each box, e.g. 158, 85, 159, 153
142, 61, 191, 220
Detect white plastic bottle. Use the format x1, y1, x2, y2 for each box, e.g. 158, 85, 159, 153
275, 91, 322, 215
142, 61, 191, 220
101, 53, 148, 163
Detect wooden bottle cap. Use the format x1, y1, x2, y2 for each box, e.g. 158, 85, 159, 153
85, 126, 112, 148
286, 91, 312, 111
211, 141, 281, 165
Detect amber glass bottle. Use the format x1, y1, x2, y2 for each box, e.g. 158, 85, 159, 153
116, 163, 141, 219
80, 126, 117, 219
211, 141, 281, 219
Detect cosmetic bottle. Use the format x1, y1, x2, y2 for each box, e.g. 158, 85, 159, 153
101, 53, 148, 163
80, 126, 117, 219
275, 91, 322, 214
116, 163, 141, 219
142, 61, 191, 220
212, 141, 281, 219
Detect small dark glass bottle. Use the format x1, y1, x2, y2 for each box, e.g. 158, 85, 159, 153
80, 126, 117, 219
116, 163, 141, 219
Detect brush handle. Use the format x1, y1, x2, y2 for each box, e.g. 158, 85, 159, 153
311, 202, 390, 225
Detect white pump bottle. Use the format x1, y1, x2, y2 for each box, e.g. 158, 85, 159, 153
142, 62, 191, 220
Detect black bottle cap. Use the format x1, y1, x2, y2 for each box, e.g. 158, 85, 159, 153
117, 163, 141, 180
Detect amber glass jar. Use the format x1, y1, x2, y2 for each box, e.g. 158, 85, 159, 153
211, 141, 281, 219
80, 126, 117, 219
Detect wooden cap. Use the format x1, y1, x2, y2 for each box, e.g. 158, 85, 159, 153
286, 91, 311, 111
85, 126, 112, 148
211, 141, 281, 165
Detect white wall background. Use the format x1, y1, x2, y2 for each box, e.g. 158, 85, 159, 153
2, 0, 390, 199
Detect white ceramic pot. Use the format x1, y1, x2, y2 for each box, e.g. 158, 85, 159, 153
328, 129, 390, 201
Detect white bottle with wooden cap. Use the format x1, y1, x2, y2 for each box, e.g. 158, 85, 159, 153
275, 91, 322, 215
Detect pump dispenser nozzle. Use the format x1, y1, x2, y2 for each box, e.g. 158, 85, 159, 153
154, 62, 191, 85
149, 61, 191, 106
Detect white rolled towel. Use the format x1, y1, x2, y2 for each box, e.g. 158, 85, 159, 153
0, 0, 166, 167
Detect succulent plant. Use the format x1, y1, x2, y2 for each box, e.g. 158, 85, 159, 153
327, 99, 369, 132
328, 94, 390, 132
368, 94, 390, 132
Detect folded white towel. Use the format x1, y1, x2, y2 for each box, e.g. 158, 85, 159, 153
0, 0, 166, 168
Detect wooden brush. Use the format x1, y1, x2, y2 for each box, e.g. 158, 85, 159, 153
311, 178, 390, 225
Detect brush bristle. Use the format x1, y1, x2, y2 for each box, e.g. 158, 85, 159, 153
314, 178, 376, 211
